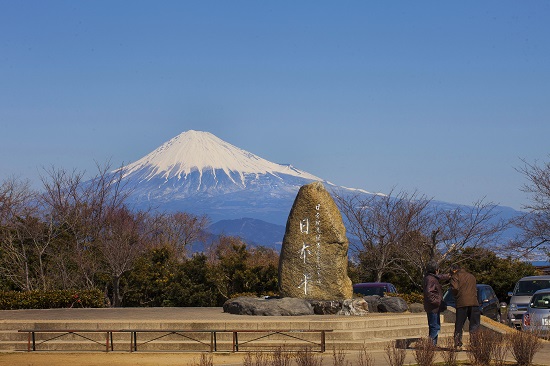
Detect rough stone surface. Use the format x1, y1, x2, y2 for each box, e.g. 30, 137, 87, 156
222, 297, 314, 316
362, 295, 382, 313
278, 182, 352, 300
362, 295, 409, 313
309, 300, 343, 315
408, 303, 424, 313
378, 296, 409, 313
337, 299, 369, 316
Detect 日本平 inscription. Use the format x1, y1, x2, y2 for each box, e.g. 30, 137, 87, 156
297, 203, 322, 295
279, 181, 352, 300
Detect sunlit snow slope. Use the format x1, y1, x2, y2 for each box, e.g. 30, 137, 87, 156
119, 130, 325, 223
122, 130, 321, 184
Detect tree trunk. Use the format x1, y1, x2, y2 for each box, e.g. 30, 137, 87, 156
112, 275, 123, 307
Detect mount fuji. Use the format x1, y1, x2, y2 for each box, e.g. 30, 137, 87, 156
118, 130, 367, 246
118, 130, 522, 249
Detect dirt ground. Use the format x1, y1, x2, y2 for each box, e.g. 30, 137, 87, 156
0, 352, 249, 366
2, 349, 549, 366
0, 349, 471, 366
0, 349, 435, 366
0, 352, 248, 366
0, 351, 376, 366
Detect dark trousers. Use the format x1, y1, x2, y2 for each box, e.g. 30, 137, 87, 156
454, 306, 481, 346
427, 312, 441, 345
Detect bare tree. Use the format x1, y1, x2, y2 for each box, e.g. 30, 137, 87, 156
336, 188, 507, 288
39, 161, 131, 289
335, 189, 431, 282
98, 207, 149, 307
0, 177, 39, 291
513, 157, 550, 256
16, 214, 57, 290
0, 177, 35, 225
40, 166, 98, 288
151, 212, 209, 260
400, 199, 507, 288
0, 221, 33, 290
430, 199, 507, 264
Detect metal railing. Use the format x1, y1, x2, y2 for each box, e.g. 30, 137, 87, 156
18, 328, 332, 353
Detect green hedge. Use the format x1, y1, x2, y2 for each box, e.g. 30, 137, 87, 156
0, 289, 105, 310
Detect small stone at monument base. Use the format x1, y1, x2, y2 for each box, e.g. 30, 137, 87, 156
337, 298, 369, 316
377, 296, 409, 313
362, 295, 409, 313
362, 295, 382, 312
223, 297, 314, 316
309, 300, 343, 315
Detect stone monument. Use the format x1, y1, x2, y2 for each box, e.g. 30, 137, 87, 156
278, 181, 353, 300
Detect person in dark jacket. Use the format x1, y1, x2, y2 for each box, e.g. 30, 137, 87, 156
422, 261, 449, 345
449, 264, 480, 349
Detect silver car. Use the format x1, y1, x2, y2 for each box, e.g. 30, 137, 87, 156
521, 288, 550, 334
508, 275, 550, 329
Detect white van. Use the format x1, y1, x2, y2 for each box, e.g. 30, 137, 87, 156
507, 275, 550, 329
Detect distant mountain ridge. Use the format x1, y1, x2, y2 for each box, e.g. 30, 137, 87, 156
208, 218, 286, 247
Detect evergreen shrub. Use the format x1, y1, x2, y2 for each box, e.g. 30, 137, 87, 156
0, 289, 105, 309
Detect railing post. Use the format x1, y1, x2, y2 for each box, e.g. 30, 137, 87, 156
233, 331, 238, 352
129, 331, 134, 352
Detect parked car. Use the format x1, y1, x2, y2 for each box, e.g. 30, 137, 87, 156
521, 288, 550, 334
507, 275, 550, 329
443, 284, 502, 322
352, 282, 398, 297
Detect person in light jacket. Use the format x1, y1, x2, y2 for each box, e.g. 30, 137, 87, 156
449, 264, 480, 349
422, 261, 449, 345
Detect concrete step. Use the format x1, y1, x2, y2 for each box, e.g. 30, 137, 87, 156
0, 308, 467, 352
1, 322, 455, 342
0, 315, 431, 330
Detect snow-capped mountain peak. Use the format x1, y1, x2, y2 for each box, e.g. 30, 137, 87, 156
119, 130, 325, 217
122, 130, 321, 182
116, 130, 522, 250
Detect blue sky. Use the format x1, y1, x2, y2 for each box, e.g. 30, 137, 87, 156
1, 1, 549, 211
